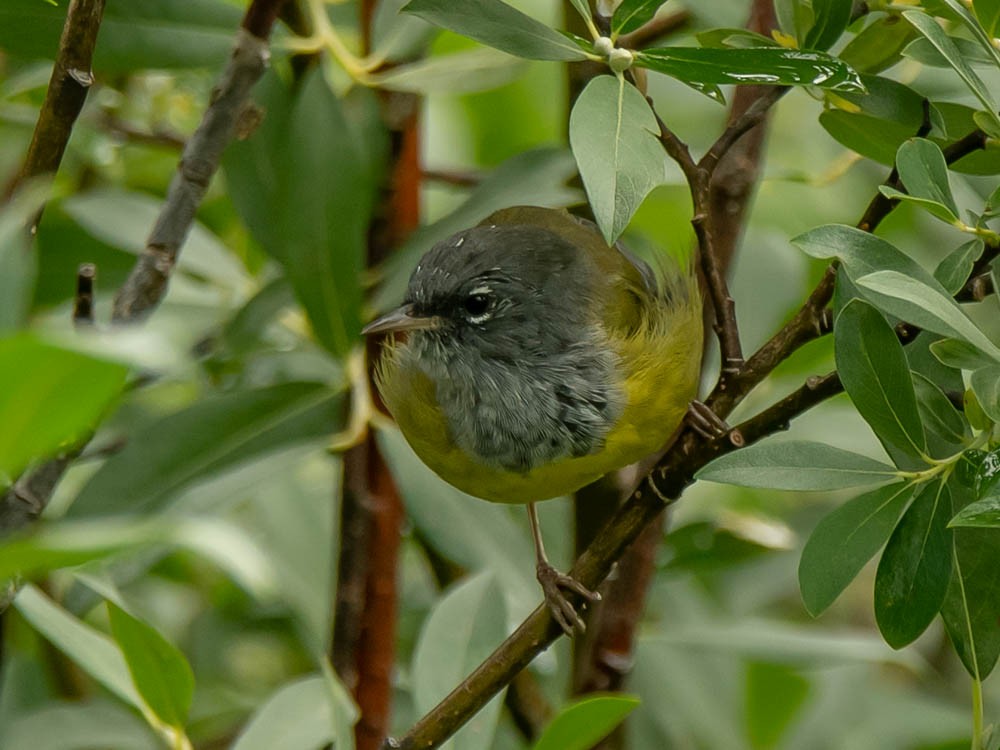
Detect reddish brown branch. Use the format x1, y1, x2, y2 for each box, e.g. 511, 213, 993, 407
6, 0, 106, 226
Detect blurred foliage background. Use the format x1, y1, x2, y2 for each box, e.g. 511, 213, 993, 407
1, 0, 999, 748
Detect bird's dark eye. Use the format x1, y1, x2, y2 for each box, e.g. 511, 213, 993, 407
463, 292, 492, 321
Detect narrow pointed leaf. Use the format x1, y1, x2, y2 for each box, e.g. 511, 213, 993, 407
533, 695, 640, 750
938, 0, 1000, 69
612, 0, 666, 36
696, 441, 898, 491
634, 47, 864, 91
935, 240, 984, 295
970, 366, 1000, 422
874, 480, 952, 648
799, 482, 915, 616
108, 605, 194, 730
835, 300, 926, 460
912, 372, 970, 457
569, 75, 665, 245
403, 0, 589, 61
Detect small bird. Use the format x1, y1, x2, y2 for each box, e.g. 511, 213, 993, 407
363, 206, 702, 633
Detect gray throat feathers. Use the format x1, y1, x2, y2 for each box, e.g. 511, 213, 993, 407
407, 332, 625, 473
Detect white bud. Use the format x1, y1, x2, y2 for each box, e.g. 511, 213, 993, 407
608, 47, 634, 73
593, 36, 615, 57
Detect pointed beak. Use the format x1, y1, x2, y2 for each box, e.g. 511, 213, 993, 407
362, 304, 441, 336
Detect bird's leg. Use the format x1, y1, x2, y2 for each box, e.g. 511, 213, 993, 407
528, 502, 601, 636
685, 399, 731, 440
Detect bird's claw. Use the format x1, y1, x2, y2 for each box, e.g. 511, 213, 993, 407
536, 561, 600, 636
686, 399, 731, 440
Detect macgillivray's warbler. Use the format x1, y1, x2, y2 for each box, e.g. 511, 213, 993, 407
363, 205, 703, 634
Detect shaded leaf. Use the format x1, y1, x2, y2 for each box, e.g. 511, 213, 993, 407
971, 366, 1000, 422
696, 28, 778, 49
0, 336, 127, 481
0, 701, 159, 750
745, 662, 810, 750
108, 604, 194, 729
696, 441, 898, 491
403, 0, 589, 61
569, 75, 664, 244
839, 15, 918, 74
935, 240, 984, 295
903, 36, 995, 67
930, 337, 999, 370
533, 695, 640, 750
371, 47, 528, 93
69, 382, 343, 517
974, 0, 1000, 37
800, 483, 915, 617
835, 299, 926, 460
803, 0, 852, 51
912, 372, 969, 457
950, 495, 1000, 528
635, 47, 864, 91
612, 0, 666, 36
874, 480, 952, 648
877, 186, 960, 225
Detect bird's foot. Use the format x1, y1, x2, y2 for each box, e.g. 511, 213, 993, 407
536, 560, 601, 636
686, 399, 731, 440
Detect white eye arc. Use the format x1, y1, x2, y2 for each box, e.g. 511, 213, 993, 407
463, 286, 495, 323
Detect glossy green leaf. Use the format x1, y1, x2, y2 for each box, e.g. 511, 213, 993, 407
874, 480, 952, 648
803, 0, 852, 51
634, 47, 864, 91
612, 0, 665, 36
13, 586, 144, 711
69, 382, 343, 517
224, 69, 385, 356
854, 270, 1000, 359
696, 441, 898, 491
941, 480, 1000, 678
934, 240, 984, 295
974, 449, 1000, 498
371, 147, 582, 315
569, 75, 665, 245
108, 604, 193, 729
0, 336, 127, 481
533, 695, 640, 750
231, 674, 357, 750
744, 662, 811, 749
839, 15, 918, 73
912, 372, 969, 457
403, 0, 590, 60
970, 366, 1000, 422
974, 0, 1000, 37
799, 482, 915, 616
0, 0, 242, 72
895, 138, 960, 216
835, 300, 926, 460
903, 10, 1000, 134
830, 74, 925, 124
929, 337, 999, 370
413, 572, 508, 750
370, 47, 528, 93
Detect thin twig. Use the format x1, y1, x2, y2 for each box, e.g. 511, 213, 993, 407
72, 263, 96, 327
5, 0, 106, 228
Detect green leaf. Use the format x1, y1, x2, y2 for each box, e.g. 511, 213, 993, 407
370, 47, 528, 93
941, 480, 1000, 678
839, 14, 918, 74
634, 47, 864, 91
874, 480, 952, 648
569, 75, 665, 245
13, 586, 144, 712
835, 300, 927, 460
68, 382, 343, 517
803, 0, 852, 51
696, 441, 898, 491
877, 186, 960, 225
950, 495, 1000, 527
895, 138, 960, 217
413, 572, 508, 750
231, 674, 357, 750
403, 0, 590, 61
696, 28, 778, 49
567, 0, 593, 29
937, 0, 1000, 69
903, 36, 995, 68
774, 0, 814, 45
970, 366, 1000, 422
224, 69, 385, 356
930, 337, 999, 370
108, 604, 194, 729
744, 662, 811, 750
0, 336, 127, 481
974, 449, 1000, 498
912, 372, 969, 457
0, 0, 242, 72
612, 0, 665, 36
371, 147, 582, 315
799, 482, 915, 616
0, 701, 160, 750
974, 0, 1000, 37
0, 183, 47, 334
935, 240, 984, 295
533, 695, 640, 750
902, 10, 1000, 134
854, 270, 1000, 360
819, 110, 916, 166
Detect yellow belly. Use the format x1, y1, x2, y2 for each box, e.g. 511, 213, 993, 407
377, 292, 702, 504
